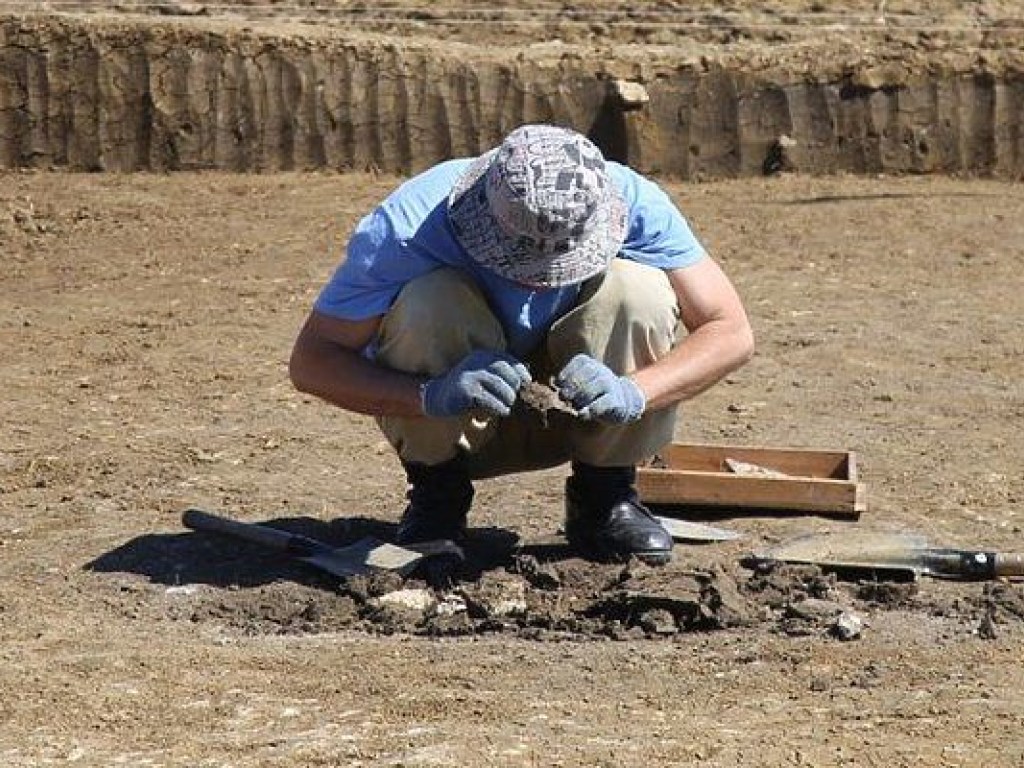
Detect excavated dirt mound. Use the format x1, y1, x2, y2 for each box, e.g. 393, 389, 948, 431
84, 512, 1020, 642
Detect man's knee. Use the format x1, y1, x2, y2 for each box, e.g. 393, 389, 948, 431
547, 259, 680, 370
605, 259, 678, 337
385, 268, 495, 335
375, 268, 507, 372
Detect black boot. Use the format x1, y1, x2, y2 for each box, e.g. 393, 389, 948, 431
564, 462, 673, 565
396, 455, 474, 546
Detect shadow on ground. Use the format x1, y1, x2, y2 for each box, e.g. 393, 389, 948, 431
85, 513, 524, 590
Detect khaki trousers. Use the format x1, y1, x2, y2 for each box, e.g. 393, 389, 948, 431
375, 259, 681, 478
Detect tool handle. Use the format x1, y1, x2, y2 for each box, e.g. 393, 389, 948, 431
995, 553, 1024, 578
182, 508, 313, 556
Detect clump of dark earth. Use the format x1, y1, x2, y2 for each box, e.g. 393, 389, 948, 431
516, 380, 578, 426
856, 580, 919, 607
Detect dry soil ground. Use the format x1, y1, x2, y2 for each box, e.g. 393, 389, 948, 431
10, 0, 1024, 47
2, 167, 1024, 766
1, 2, 1024, 766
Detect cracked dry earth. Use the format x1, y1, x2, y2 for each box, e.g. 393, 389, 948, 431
2, 168, 1023, 766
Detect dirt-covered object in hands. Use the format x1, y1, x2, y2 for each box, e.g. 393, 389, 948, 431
516, 380, 579, 427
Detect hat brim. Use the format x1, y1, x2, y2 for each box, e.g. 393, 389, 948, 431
447, 151, 628, 288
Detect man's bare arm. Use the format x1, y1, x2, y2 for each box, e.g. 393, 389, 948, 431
288, 311, 427, 417
631, 257, 754, 410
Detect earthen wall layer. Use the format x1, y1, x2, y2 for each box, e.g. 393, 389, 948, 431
1, 15, 1023, 178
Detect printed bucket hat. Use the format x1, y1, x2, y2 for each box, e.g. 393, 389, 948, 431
447, 124, 628, 288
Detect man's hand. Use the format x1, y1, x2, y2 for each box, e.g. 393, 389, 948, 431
556, 354, 646, 424
421, 351, 532, 418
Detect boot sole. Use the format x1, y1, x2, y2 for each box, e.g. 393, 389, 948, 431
634, 549, 673, 566
567, 536, 673, 566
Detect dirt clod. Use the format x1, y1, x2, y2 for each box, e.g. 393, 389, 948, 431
517, 380, 578, 426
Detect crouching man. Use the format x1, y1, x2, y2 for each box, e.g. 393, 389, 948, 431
290, 124, 753, 566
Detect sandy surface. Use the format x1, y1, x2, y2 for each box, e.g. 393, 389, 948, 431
2, 167, 1023, 765
10, 0, 1024, 45
0, 3, 1022, 767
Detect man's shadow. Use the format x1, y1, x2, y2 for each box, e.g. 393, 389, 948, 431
85, 513, 535, 589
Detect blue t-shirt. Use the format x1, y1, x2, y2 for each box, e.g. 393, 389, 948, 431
314, 159, 706, 357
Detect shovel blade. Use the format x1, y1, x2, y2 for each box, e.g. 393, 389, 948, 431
300, 537, 385, 579
753, 530, 932, 580
366, 539, 464, 573
303, 537, 465, 579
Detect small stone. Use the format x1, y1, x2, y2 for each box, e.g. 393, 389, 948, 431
165, 585, 199, 596
433, 593, 468, 617
639, 608, 678, 635
831, 611, 864, 641
977, 611, 998, 640
375, 588, 436, 613
611, 79, 650, 110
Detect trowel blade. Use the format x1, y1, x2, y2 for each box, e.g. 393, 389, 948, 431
654, 516, 742, 542
752, 530, 932, 580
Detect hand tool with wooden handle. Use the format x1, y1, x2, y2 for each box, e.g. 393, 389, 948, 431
750, 530, 1024, 581
182, 508, 463, 579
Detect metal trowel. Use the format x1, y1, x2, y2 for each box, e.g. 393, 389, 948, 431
654, 516, 742, 542
750, 530, 1024, 581
182, 508, 464, 579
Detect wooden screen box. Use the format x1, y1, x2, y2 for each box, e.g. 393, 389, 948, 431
637, 442, 866, 518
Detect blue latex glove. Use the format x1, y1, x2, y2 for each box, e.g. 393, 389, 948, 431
556, 354, 646, 424
421, 351, 532, 418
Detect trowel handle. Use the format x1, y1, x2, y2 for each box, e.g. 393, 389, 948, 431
995, 553, 1024, 578
182, 508, 314, 556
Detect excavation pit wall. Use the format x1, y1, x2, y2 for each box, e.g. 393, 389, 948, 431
1, 15, 1023, 179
